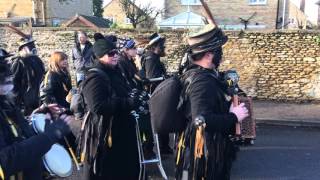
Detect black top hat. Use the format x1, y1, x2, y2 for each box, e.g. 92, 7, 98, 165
0, 58, 12, 84
18, 37, 36, 51
0, 48, 13, 60
187, 24, 228, 55
147, 33, 165, 48
93, 33, 105, 41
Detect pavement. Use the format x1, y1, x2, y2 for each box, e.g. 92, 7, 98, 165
253, 100, 320, 127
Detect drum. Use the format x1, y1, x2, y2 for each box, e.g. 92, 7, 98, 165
30, 113, 46, 133
43, 144, 73, 177
30, 113, 73, 177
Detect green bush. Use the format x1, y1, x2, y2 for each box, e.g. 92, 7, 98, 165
110, 22, 118, 29
315, 35, 320, 45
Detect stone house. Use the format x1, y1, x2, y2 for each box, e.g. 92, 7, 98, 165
163, 0, 310, 30
0, 0, 93, 26
63, 14, 111, 30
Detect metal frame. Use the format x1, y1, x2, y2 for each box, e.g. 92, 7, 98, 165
132, 111, 168, 180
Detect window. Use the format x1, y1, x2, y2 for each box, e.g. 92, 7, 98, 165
105, 16, 116, 23
181, 0, 201, 5
52, 19, 61, 27
125, 17, 131, 24
248, 0, 267, 5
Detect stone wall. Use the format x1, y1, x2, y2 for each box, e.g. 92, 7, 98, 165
1, 27, 320, 102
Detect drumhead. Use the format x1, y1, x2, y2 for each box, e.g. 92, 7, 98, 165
43, 144, 73, 177
31, 113, 46, 133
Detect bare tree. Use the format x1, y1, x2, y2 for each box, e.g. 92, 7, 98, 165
120, 0, 161, 28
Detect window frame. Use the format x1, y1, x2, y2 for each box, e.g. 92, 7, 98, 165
248, 0, 267, 5
181, 0, 201, 5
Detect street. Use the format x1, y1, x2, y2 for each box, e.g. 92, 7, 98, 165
149, 124, 320, 180
231, 124, 320, 180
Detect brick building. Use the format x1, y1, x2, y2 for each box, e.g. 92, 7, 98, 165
103, 0, 154, 28
162, 0, 310, 30
103, 0, 131, 27
0, 0, 93, 26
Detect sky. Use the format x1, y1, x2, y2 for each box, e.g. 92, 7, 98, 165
289, 0, 319, 25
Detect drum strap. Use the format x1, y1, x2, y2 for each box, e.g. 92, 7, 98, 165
43, 71, 50, 87
0, 110, 19, 138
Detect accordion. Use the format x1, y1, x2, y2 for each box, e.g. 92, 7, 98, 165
236, 96, 256, 145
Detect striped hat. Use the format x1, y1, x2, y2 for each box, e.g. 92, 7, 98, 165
187, 24, 228, 55
147, 33, 165, 48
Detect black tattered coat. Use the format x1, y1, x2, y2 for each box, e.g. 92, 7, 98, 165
142, 51, 166, 92
10, 55, 45, 114
176, 64, 238, 180
0, 97, 53, 180
81, 62, 139, 180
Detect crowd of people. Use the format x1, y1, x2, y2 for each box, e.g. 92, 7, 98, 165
0, 23, 248, 180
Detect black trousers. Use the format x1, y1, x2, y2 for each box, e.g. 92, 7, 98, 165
159, 134, 170, 148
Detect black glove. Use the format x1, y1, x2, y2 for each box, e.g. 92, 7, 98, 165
163, 74, 171, 79
141, 78, 150, 85
127, 95, 140, 110
44, 119, 70, 143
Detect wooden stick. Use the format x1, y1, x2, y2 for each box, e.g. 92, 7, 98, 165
199, 0, 217, 25
199, 0, 241, 136
233, 95, 241, 136
2, 24, 29, 39
64, 137, 80, 171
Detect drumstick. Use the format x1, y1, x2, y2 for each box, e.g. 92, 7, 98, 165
199, 0, 217, 25
64, 137, 80, 171
148, 77, 165, 82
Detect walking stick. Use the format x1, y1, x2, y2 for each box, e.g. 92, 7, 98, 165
232, 95, 241, 136
0, 24, 31, 39
224, 70, 241, 136
199, 0, 217, 25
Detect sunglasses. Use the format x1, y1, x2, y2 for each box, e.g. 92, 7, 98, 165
107, 50, 119, 57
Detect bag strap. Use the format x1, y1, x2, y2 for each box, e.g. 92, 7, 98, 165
88, 68, 110, 82
177, 69, 218, 110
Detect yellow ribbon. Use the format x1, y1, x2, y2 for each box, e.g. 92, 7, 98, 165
176, 132, 185, 165
7, 118, 18, 138
0, 165, 4, 180
194, 127, 204, 159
